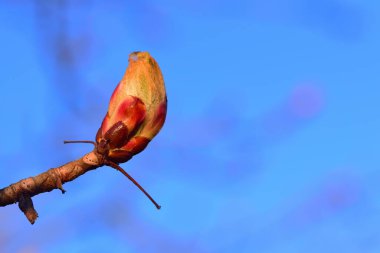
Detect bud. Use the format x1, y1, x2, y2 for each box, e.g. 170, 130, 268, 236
66, 52, 167, 210
96, 52, 167, 162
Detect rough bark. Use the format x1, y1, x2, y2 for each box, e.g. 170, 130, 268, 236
0, 151, 101, 224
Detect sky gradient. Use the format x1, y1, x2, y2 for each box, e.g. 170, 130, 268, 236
0, 1, 380, 252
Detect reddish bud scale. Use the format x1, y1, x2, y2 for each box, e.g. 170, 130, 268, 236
96, 51, 167, 164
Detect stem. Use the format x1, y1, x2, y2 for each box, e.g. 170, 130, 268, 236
64, 140, 96, 146
0, 151, 99, 224
105, 161, 161, 210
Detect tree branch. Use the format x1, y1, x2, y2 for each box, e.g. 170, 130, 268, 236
0, 151, 101, 224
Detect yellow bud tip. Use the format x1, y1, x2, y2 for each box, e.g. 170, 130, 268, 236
129, 51, 151, 63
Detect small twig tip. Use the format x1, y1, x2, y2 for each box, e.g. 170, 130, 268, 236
63, 140, 96, 146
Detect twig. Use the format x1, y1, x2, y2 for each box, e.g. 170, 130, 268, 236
0, 151, 101, 224
0, 51, 167, 224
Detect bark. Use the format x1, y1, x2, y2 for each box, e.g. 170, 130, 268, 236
0, 151, 101, 224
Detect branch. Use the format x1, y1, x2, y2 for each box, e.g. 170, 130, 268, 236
0, 51, 167, 224
0, 151, 101, 224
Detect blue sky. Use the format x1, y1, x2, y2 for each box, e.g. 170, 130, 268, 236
0, 1, 380, 252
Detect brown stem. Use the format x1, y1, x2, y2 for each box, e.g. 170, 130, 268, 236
0, 151, 100, 224
105, 161, 161, 210
64, 140, 96, 146
0, 149, 161, 224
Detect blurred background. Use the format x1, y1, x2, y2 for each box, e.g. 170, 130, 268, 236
0, 0, 379, 252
